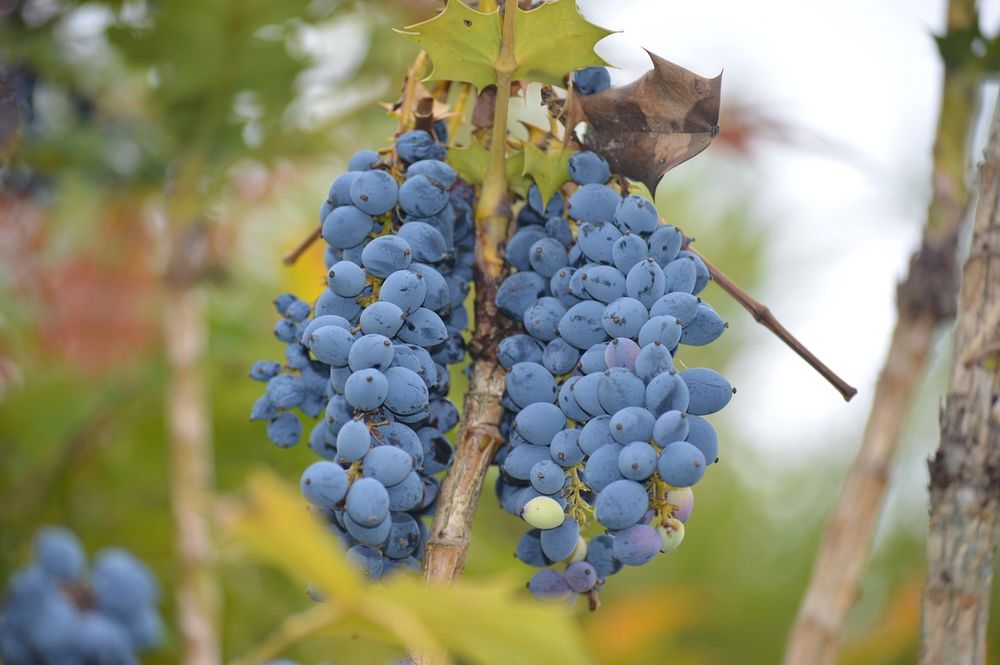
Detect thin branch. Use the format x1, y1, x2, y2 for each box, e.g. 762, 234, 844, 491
414, 96, 435, 133
687, 246, 857, 401
919, 95, 1000, 665
282, 227, 321, 266
783, 0, 979, 662
165, 281, 221, 665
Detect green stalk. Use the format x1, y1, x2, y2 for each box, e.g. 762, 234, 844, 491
475, 0, 517, 270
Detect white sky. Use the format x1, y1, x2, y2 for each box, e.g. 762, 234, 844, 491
577, 0, 999, 475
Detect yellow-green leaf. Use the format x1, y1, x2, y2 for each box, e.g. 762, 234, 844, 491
397, 2, 501, 92
514, 1, 614, 86
379, 575, 598, 665
626, 179, 655, 201
399, 1, 612, 90
523, 139, 575, 206
229, 473, 598, 665
506, 150, 532, 198
447, 140, 530, 197
447, 140, 491, 184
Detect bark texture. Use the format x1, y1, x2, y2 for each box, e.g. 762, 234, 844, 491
420, 0, 519, 587
784, 1, 979, 662
919, 99, 1000, 665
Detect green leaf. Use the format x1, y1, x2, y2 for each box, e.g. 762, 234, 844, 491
400, 0, 611, 90
447, 140, 491, 184
935, 27, 983, 70
506, 150, 532, 198
522, 138, 575, 206
446, 140, 530, 197
514, 1, 613, 86
397, 1, 501, 91
626, 179, 655, 201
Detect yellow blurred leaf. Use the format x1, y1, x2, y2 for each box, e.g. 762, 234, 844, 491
380, 575, 597, 665
230, 472, 598, 665
231, 471, 364, 605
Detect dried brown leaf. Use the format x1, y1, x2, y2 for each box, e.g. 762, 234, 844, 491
569, 51, 721, 193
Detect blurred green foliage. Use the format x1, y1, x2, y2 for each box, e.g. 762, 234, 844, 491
1, 1, 999, 664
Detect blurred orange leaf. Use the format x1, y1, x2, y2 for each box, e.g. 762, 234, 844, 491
583, 583, 705, 664
839, 579, 923, 665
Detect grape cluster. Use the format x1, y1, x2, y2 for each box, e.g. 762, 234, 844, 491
492, 148, 734, 603
0, 527, 163, 665
250, 126, 475, 580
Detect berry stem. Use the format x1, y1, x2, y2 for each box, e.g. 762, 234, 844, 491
565, 464, 593, 524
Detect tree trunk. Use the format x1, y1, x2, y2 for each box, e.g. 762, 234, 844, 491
165, 276, 221, 665
919, 97, 1000, 665
783, 2, 979, 662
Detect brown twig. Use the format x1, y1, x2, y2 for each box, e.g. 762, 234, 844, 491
919, 96, 1000, 665
414, 96, 435, 133
784, 1, 979, 662
282, 226, 321, 266
686, 246, 857, 401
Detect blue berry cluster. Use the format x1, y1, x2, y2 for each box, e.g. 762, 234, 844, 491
0, 527, 163, 665
250, 126, 475, 580
493, 143, 734, 604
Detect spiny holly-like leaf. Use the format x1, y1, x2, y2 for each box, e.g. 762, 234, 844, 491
397, 2, 501, 91
506, 149, 532, 198
521, 124, 576, 206
447, 139, 530, 196
514, 1, 613, 86
399, 1, 611, 91
447, 139, 491, 184
569, 51, 722, 193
